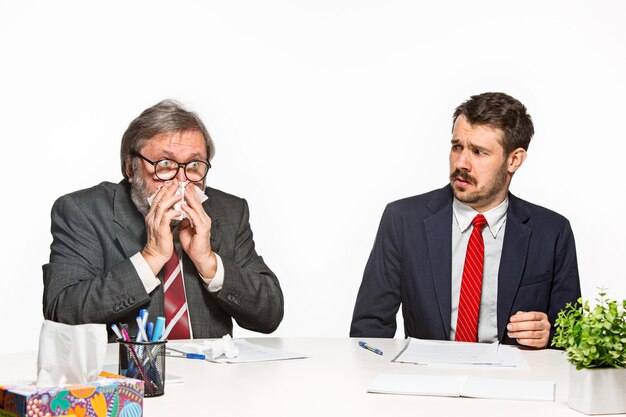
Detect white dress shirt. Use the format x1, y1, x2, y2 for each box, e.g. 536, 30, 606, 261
130, 240, 224, 295
449, 197, 508, 342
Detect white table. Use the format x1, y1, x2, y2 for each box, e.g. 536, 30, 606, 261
1, 338, 588, 417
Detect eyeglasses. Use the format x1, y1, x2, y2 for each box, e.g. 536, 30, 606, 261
133, 152, 211, 182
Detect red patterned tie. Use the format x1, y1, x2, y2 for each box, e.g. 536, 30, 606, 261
163, 251, 191, 340
455, 214, 488, 343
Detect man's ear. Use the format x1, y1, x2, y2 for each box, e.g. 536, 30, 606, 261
507, 147, 527, 174
125, 157, 134, 182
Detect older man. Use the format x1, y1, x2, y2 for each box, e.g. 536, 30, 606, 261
43, 100, 283, 341
350, 92, 581, 348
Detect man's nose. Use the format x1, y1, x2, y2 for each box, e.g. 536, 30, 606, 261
175, 166, 187, 182
455, 149, 471, 171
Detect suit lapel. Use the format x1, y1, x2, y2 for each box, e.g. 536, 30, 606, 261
497, 193, 532, 340
113, 181, 147, 259
424, 186, 454, 338
203, 190, 222, 254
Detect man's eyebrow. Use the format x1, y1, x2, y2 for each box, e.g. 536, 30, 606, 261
468, 142, 489, 152
450, 139, 490, 152
160, 150, 207, 160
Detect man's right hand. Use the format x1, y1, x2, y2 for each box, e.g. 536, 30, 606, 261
141, 180, 182, 275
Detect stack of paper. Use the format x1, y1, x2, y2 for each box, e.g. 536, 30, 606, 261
392, 338, 526, 369
167, 339, 307, 363
368, 374, 555, 401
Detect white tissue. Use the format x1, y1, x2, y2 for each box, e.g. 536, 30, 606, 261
36, 320, 107, 387
173, 335, 238, 360
147, 182, 208, 221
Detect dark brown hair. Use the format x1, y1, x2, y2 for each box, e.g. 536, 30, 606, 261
452, 92, 534, 155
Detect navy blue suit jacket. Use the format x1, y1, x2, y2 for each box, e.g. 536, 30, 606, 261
350, 185, 581, 345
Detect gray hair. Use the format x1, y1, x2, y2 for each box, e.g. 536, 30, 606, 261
120, 99, 215, 181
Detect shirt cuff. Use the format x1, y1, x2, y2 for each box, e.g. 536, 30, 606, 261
130, 252, 161, 294
200, 253, 224, 292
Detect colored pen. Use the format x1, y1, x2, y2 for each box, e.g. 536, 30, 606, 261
359, 341, 383, 356
120, 328, 132, 342
111, 323, 123, 340
161, 321, 174, 341
152, 316, 166, 342
120, 322, 130, 336
147, 321, 155, 341
166, 347, 206, 360
136, 316, 149, 342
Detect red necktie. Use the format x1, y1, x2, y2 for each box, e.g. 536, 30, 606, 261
163, 251, 192, 340
455, 214, 488, 343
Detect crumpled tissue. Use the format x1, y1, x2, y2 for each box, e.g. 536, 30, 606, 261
147, 181, 208, 221
36, 320, 107, 387
172, 335, 238, 360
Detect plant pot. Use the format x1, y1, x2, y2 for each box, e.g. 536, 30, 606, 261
568, 365, 626, 414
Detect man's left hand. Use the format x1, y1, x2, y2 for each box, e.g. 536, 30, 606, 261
179, 183, 218, 279
507, 311, 550, 348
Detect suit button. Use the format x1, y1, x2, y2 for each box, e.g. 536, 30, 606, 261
122, 300, 129, 308
128, 296, 135, 305
113, 305, 120, 312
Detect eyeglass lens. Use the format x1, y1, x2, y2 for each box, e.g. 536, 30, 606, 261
154, 160, 209, 181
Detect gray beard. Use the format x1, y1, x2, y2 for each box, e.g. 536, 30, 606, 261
129, 168, 206, 218
130, 171, 151, 216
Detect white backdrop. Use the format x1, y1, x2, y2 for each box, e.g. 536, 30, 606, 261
1, 1, 625, 355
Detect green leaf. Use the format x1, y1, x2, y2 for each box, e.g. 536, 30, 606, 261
553, 288, 626, 369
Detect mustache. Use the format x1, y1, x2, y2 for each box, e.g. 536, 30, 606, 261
450, 169, 477, 185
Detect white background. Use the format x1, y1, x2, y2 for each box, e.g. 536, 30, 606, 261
1, 1, 624, 355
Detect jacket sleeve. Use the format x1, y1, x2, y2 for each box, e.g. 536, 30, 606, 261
42, 194, 149, 325
350, 205, 403, 337
547, 219, 582, 343
212, 199, 284, 333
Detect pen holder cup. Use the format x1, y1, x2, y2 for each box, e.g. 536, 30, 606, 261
118, 339, 167, 397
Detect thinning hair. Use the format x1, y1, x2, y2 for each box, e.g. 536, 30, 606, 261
452, 92, 534, 155
120, 99, 215, 180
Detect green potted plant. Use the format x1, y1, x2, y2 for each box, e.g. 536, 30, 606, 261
552, 289, 626, 415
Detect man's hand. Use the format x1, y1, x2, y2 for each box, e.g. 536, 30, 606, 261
141, 180, 182, 275
507, 311, 551, 348
179, 183, 217, 279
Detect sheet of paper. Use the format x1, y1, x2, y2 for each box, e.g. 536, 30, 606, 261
393, 338, 502, 365
166, 339, 307, 363
368, 374, 466, 397
368, 374, 554, 401
213, 339, 307, 363
461, 376, 554, 401
426, 344, 528, 371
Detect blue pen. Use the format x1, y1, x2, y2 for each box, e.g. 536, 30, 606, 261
359, 341, 383, 356
152, 316, 166, 342
140, 309, 149, 328
166, 347, 206, 360
147, 321, 155, 341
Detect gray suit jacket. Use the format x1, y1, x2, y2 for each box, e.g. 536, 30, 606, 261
43, 181, 284, 341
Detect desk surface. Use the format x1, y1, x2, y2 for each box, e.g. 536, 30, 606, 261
1, 337, 587, 417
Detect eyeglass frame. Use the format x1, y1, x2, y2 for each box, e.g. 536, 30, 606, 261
132, 151, 211, 182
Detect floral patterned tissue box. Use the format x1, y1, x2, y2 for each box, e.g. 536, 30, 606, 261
0, 373, 143, 417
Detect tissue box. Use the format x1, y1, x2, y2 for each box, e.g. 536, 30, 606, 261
0, 373, 143, 417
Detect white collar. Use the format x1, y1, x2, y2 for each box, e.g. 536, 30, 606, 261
453, 197, 508, 238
